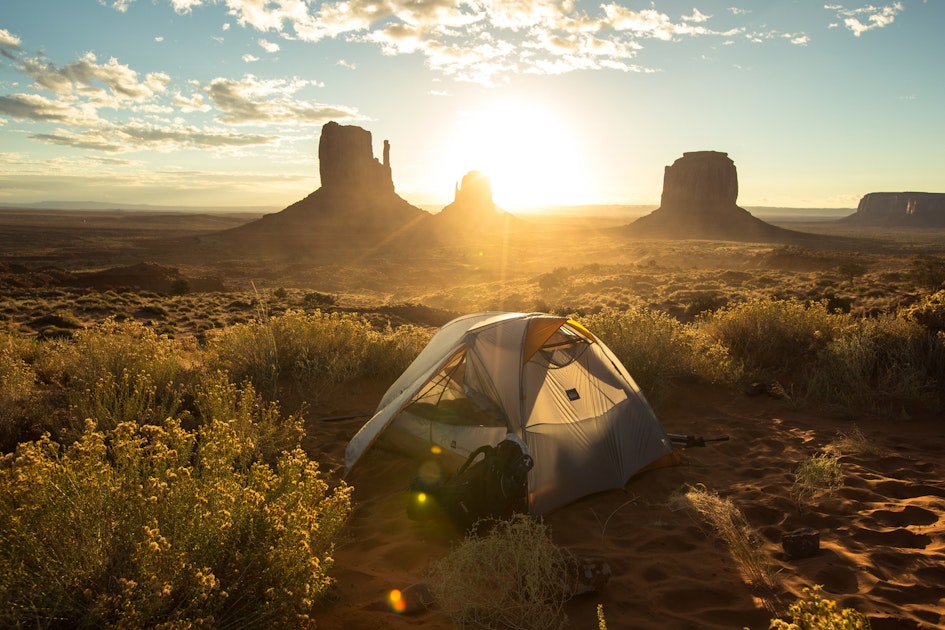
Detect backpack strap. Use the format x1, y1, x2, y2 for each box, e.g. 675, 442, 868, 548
456, 445, 494, 476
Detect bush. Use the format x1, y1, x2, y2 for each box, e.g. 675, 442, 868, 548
189, 370, 304, 465
792, 452, 843, 509
807, 315, 940, 411
38, 319, 190, 436
208, 310, 427, 402
905, 290, 945, 333
582, 307, 733, 404
0, 335, 41, 451
699, 298, 842, 380
0, 419, 351, 628
427, 515, 572, 630
771, 584, 871, 629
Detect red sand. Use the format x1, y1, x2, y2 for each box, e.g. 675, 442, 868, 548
307, 381, 945, 629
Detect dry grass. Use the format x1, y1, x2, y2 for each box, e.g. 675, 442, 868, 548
791, 452, 844, 510
426, 515, 573, 630
671, 484, 775, 591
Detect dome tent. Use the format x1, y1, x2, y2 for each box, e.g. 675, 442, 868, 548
344, 312, 675, 515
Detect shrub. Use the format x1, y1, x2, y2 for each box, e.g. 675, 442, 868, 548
770, 584, 871, 629
208, 309, 427, 402
905, 290, 945, 333
699, 298, 842, 380
427, 515, 572, 630
189, 370, 303, 465
807, 315, 940, 411
0, 419, 351, 628
582, 307, 733, 404
792, 452, 843, 509
0, 334, 41, 451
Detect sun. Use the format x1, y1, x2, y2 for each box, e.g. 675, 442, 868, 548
439, 101, 590, 211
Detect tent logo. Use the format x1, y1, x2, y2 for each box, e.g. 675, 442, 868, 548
566, 388, 580, 401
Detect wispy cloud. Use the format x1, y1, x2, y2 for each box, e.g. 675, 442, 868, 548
32, 122, 276, 152
825, 2, 904, 36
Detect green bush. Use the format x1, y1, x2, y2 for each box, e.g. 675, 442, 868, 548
699, 298, 843, 380
0, 334, 41, 451
207, 309, 428, 402
807, 315, 940, 411
905, 290, 945, 333
582, 307, 733, 404
792, 452, 843, 509
38, 319, 190, 436
0, 419, 350, 628
189, 370, 303, 465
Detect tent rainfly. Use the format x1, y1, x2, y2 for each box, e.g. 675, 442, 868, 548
344, 312, 675, 515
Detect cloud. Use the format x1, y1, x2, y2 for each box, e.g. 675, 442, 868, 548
0, 93, 98, 125
258, 39, 281, 53
683, 9, 712, 23
0, 28, 22, 49
18, 52, 170, 103
201, 75, 361, 124
31, 122, 277, 152
147, 0, 805, 86
101, 0, 134, 12
826, 2, 904, 36
243, 54, 260, 62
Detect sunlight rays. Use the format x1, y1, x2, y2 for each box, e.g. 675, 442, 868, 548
438, 101, 590, 211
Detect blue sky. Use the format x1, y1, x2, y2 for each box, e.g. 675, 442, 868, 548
0, 1, 941, 211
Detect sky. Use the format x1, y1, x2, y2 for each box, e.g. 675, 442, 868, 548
0, 1, 942, 212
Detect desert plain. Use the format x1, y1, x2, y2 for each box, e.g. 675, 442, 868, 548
1, 205, 944, 629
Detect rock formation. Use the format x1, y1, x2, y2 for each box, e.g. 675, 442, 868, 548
841, 192, 945, 227
217, 121, 429, 257
628, 151, 801, 242
432, 170, 518, 237
318, 121, 394, 196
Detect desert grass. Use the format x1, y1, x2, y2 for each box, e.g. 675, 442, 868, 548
827, 425, 883, 458
791, 452, 844, 510
671, 484, 775, 591
427, 515, 573, 630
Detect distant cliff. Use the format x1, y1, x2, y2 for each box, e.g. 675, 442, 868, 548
628, 151, 800, 242
841, 192, 945, 227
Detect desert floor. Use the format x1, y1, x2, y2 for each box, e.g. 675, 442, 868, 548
1, 208, 944, 629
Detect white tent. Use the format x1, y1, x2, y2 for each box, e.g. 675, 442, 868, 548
344, 312, 675, 515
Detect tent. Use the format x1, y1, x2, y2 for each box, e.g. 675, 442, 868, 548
344, 312, 675, 515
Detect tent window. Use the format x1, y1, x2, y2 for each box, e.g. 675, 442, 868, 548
534, 326, 589, 369
404, 350, 506, 427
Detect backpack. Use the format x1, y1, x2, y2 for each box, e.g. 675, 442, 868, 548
408, 438, 533, 532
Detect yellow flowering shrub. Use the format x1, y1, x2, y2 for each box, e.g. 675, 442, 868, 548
770, 585, 871, 629
0, 418, 350, 628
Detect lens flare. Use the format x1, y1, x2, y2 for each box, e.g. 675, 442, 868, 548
388, 589, 407, 613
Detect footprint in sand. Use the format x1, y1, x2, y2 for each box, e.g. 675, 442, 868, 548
873, 479, 945, 500
852, 525, 932, 549
869, 505, 939, 528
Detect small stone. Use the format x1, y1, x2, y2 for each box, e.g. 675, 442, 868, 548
782, 528, 820, 560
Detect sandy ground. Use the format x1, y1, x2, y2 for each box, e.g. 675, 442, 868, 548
305, 381, 945, 630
